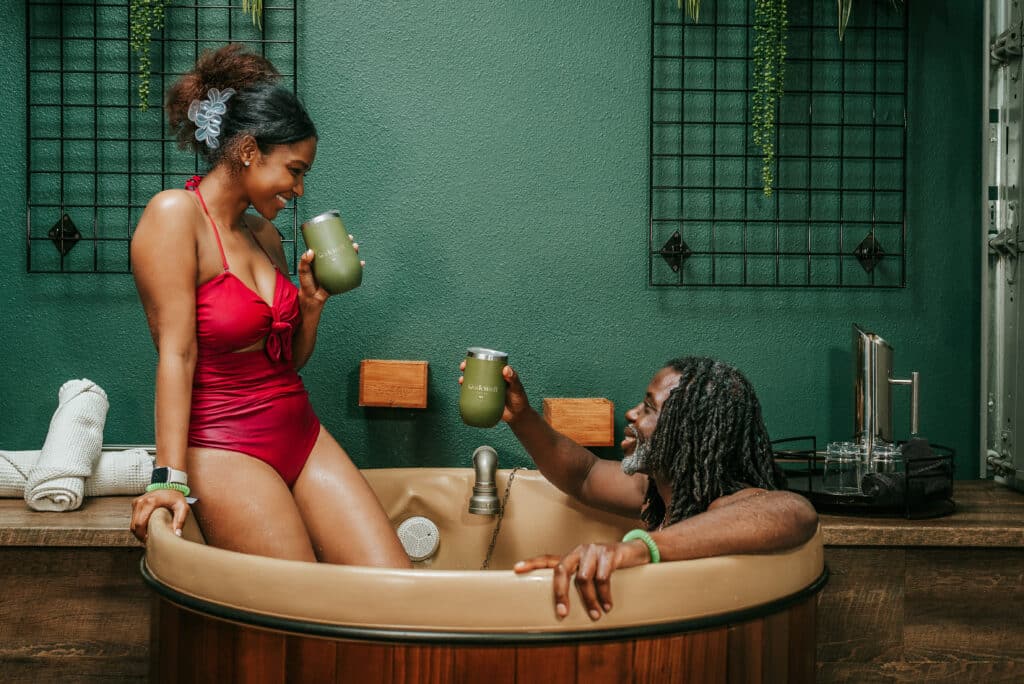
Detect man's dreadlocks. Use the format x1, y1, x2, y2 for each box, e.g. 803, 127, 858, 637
640, 357, 785, 530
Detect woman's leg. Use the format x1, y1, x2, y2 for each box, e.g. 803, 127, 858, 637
188, 447, 317, 561
291, 427, 411, 568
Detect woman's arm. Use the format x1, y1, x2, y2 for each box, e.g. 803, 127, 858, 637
290, 249, 327, 370
129, 189, 200, 540
247, 218, 328, 371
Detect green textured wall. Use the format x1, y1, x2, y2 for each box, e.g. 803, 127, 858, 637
0, 2, 982, 477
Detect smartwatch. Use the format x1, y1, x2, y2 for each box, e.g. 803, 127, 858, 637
150, 466, 189, 487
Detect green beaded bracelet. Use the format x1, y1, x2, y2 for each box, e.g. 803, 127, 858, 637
146, 482, 191, 497
622, 528, 661, 564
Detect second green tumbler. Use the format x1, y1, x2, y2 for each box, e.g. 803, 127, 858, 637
460, 347, 508, 428
301, 210, 363, 294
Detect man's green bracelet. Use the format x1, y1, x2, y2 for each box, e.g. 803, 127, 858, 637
146, 482, 191, 497
622, 528, 661, 564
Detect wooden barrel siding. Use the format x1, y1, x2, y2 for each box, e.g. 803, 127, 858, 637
151, 594, 818, 683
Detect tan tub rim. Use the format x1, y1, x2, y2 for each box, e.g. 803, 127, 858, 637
141, 503, 828, 644
141, 557, 827, 645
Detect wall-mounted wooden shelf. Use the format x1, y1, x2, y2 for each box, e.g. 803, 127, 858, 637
542, 398, 615, 446
359, 360, 429, 409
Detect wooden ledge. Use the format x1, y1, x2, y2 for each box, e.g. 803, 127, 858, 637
819, 480, 1024, 547
3, 482, 1022, 550
0, 496, 139, 547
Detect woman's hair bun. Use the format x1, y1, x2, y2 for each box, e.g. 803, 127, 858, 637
165, 44, 281, 149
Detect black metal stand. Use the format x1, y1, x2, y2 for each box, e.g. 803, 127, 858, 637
774, 435, 956, 520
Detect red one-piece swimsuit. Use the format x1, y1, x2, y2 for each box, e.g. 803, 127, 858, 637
186, 187, 321, 486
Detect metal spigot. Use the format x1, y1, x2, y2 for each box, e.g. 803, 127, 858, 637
468, 445, 500, 515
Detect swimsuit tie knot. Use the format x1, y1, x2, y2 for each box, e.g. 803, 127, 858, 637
265, 320, 293, 363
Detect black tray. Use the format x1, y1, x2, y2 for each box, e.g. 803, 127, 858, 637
773, 436, 956, 520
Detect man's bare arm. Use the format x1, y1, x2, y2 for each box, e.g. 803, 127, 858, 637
648, 488, 818, 561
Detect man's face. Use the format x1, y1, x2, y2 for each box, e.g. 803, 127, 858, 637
620, 367, 682, 475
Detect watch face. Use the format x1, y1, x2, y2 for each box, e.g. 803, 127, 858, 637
151, 467, 169, 484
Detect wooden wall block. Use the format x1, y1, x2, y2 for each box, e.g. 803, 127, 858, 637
542, 398, 615, 446
359, 360, 429, 409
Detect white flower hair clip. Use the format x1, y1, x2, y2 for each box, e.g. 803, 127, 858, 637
187, 87, 236, 150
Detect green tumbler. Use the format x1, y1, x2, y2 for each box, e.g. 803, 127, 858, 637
460, 347, 508, 428
301, 210, 363, 294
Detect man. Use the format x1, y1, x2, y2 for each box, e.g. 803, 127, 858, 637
488, 356, 818, 622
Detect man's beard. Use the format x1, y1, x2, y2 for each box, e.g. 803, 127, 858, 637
621, 426, 652, 476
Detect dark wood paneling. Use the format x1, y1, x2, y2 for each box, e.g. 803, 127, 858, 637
0, 547, 148, 681
904, 549, 1024, 663
576, 640, 633, 682
336, 640, 393, 681
817, 547, 905, 664
762, 611, 790, 681
452, 647, 517, 684
285, 635, 337, 682
147, 598, 819, 683
787, 595, 818, 684
817, 545, 1024, 683
235, 627, 286, 682
390, 644, 456, 683
515, 643, 577, 682
727, 618, 764, 684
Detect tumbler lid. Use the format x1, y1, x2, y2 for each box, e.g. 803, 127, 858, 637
466, 347, 508, 361
301, 210, 342, 228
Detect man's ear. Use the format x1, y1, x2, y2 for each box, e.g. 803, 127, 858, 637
238, 134, 260, 167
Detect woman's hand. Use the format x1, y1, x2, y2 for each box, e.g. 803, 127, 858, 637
130, 489, 191, 543
297, 249, 330, 309
513, 540, 651, 621
297, 238, 364, 308
458, 363, 531, 424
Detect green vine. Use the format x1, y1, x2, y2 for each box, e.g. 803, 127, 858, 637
752, 0, 787, 196
129, 0, 169, 112
838, 0, 904, 41
242, 0, 264, 30
677, 0, 701, 22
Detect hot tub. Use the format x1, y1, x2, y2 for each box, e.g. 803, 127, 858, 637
142, 468, 826, 682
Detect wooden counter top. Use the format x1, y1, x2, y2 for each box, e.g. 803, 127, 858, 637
0, 496, 139, 547
2, 481, 1022, 549
820, 480, 1024, 547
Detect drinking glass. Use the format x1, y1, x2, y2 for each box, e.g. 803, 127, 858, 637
871, 442, 904, 474
824, 441, 862, 494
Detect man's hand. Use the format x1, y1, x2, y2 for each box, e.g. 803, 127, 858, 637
513, 540, 651, 621
458, 363, 532, 424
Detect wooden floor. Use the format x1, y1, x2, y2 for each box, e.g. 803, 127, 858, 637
1, 482, 1023, 682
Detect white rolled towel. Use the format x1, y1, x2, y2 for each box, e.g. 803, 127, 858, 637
0, 450, 34, 498
85, 448, 154, 497
1, 448, 154, 498
24, 379, 109, 511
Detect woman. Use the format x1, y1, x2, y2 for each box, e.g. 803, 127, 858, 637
129, 44, 409, 568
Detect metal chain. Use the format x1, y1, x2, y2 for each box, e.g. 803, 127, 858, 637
480, 466, 522, 570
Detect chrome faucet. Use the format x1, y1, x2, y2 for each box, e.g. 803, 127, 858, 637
468, 445, 500, 515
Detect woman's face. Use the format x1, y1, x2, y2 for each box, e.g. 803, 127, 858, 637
243, 137, 317, 219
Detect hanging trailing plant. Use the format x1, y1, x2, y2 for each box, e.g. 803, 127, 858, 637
678, 0, 702, 22
752, 0, 787, 196
838, 0, 904, 41
242, 0, 264, 30
129, 0, 169, 112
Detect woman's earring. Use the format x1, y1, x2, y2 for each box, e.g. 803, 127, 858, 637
243, 160, 251, 167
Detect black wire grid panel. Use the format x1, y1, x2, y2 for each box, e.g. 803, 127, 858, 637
649, 0, 908, 288
26, 1, 299, 274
